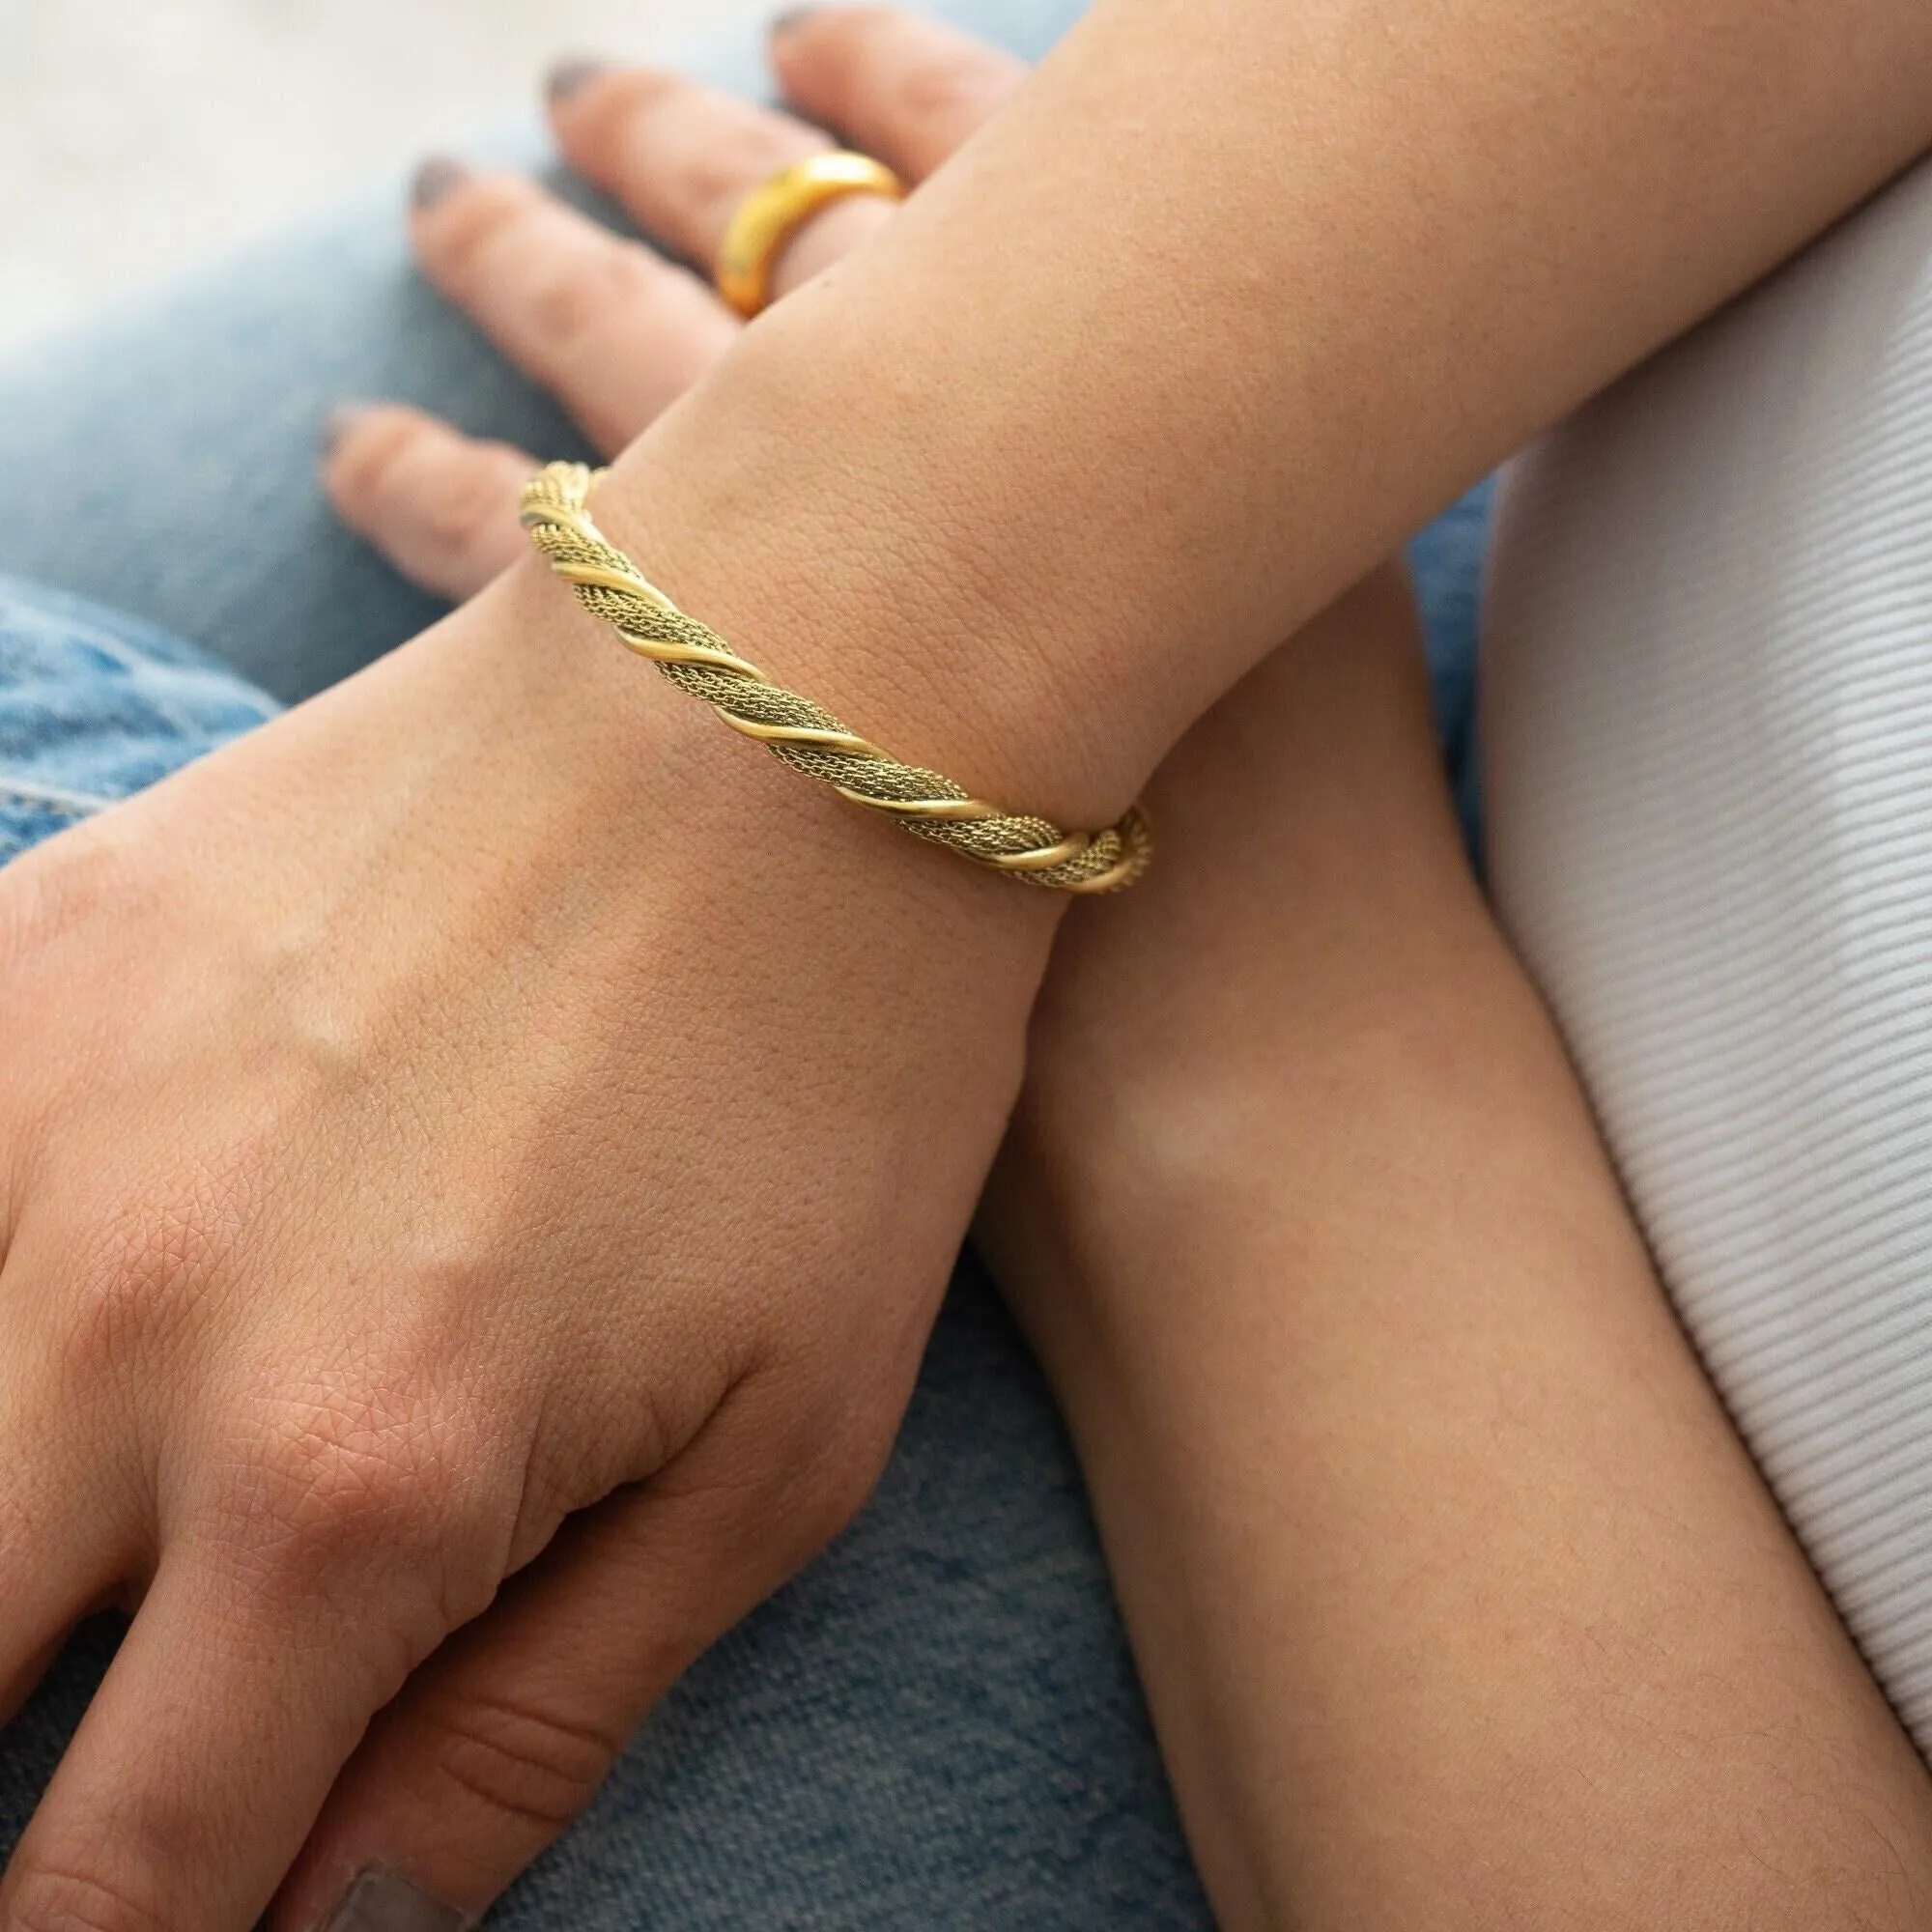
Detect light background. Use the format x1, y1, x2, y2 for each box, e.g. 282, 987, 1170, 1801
0, 0, 766, 353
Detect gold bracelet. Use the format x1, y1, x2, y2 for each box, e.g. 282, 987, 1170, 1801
519, 463, 1151, 894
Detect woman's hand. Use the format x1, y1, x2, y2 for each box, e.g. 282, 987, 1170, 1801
8, 0, 1928, 1920
0, 557, 1047, 1932
326, 5, 1024, 605
0, 18, 1040, 1932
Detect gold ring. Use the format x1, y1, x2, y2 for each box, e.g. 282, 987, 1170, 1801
715, 151, 905, 319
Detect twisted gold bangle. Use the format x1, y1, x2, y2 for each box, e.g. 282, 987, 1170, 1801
519, 463, 1151, 894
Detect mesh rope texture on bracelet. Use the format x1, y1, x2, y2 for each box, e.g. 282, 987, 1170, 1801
518, 464, 1151, 893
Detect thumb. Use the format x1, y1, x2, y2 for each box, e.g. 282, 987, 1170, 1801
270, 1404, 867, 1932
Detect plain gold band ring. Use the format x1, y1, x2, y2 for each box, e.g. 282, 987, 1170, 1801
715, 151, 906, 319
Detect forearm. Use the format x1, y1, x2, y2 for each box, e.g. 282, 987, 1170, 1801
591, 0, 1932, 825
979, 573, 1932, 1928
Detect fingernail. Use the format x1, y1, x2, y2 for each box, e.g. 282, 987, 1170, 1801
323, 1867, 473, 1932
319, 402, 376, 459
410, 155, 471, 212
769, 7, 818, 40
545, 57, 610, 104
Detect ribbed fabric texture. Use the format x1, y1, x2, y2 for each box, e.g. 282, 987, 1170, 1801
1485, 156, 1932, 1751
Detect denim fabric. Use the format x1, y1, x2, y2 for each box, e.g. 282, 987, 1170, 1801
1406, 477, 1495, 855
0, 0, 1106, 707
0, 0, 1490, 1919
0, 576, 279, 852
0, 1251, 1210, 1929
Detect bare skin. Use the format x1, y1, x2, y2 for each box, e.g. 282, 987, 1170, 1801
980, 568, 1932, 1929
319, 16, 1932, 1929
4, 5, 1932, 1931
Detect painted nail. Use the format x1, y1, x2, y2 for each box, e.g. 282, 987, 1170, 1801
545, 57, 610, 104
322, 1867, 473, 1932
768, 7, 818, 39
410, 155, 470, 212
319, 402, 376, 458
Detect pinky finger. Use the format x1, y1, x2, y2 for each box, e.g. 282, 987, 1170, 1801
324, 405, 536, 603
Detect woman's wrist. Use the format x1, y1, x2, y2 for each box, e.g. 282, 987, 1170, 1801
594, 0, 1932, 865
538, 571, 1065, 949
590, 298, 1183, 837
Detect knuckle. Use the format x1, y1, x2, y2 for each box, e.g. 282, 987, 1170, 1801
422, 1689, 624, 1833
771, 7, 875, 108
212, 1377, 508, 1622
529, 239, 670, 349
6, 1863, 169, 1932
807, 1423, 895, 1544
417, 448, 522, 564
574, 66, 683, 150
0, 846, 64, 975
763, 1398, 899, 1559
55, 1179, 243, 1392
702, 1321, 924, 1565
890, 52, 1005, 130
0, 820, 141, 972
596, 66, 685, 118
243, 1387, 463, 1543
0, 847, 94, 1077
420, 177, 536, 288
534, 1376, 677, 1516
791, 3, 896, 56
670, 126, 819, 214
327, 409, 428, 517
649, 1377, 890, 1573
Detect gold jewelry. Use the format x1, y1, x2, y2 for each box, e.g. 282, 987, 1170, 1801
715, 151, 905, 319
519, 463, 1151, 894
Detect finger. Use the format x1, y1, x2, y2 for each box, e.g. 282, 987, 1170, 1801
548, 65, 892, 301
771, 5, 1029, 184
0, 1429, 509, 1932
0, 1567, 351, 1931
323, 406, 534, 604
0, 1507, 95, 1728
269, 1404, 873, 1932
0, 1350, 139, 1728
409, 162, 738, 454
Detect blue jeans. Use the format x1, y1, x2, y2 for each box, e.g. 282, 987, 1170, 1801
0, 3, 1488, 1920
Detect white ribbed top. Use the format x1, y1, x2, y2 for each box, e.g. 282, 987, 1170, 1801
1484, 156, 1932, 1748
